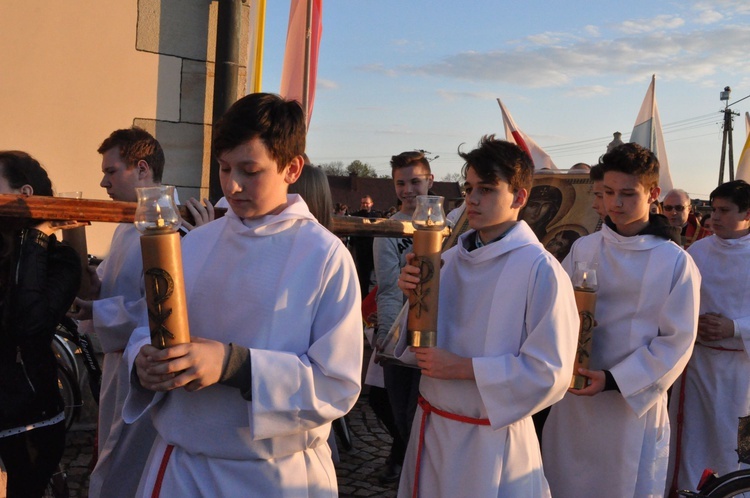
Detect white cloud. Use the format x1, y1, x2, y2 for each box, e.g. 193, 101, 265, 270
694, 9, 724, 25
527, 32, 567, 46
405, 24, 750, 88
584, 25, 601, 37
694, 0, 750, 16
390, 38, 427, 53
316, 79, 339, 90
564, 85, 611, 98
616, 14, 685, 34
358, 63, 398, 77
435, 89, 497, 101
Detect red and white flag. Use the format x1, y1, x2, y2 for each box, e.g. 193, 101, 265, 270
736, 112, 750, 182
497, 98, 557, 171
629, 75, 673, 196
280, 0, 322, 126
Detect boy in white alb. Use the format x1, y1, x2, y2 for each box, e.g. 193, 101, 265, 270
542, 143, 700, 498
667, 180, 750, 494
71, 127, 163, 498
123, 93, 363, 497
397, 136, 579, 497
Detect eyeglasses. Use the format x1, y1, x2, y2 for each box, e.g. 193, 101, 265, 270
663, 205, 687, 212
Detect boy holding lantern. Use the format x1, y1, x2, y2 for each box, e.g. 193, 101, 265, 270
397, 135, 578, 497
542, 143, 700, 497
123, 93, 363, 497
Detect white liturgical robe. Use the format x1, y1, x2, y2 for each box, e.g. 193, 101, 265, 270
397, 221, 579, 498
543, 224, 700, 498
124, 195, 363, 497
88, 223, 156, 498
667, 233, 750, 492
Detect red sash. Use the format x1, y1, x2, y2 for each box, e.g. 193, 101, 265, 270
412, 396, 490, 498
150, 444, 175, 498
697, 342, 743, 352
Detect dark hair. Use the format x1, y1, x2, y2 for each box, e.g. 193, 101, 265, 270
335, 203, 348, 214
390, 151, 431, 172
0, 151, 54, 294
710, 180, 750, 212
212, 93, 306, 173
459, 135, 533, 193
589, 164, 604, 182
288, 165, 333, 230
598, 143, 659, 189
0, 150, 53, 196
97, 127, 165, 182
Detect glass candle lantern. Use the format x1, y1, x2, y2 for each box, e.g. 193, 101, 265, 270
570, 261, 598, 389
407, 195, 446, 348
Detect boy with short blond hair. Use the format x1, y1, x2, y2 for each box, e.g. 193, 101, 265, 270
397, 135, 578, 497
542, 143, 700, 497
123, 93, 363, 497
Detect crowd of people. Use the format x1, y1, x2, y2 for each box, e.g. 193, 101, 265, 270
0, 91, 748, 497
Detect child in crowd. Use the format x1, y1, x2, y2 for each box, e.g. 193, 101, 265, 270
542, 143, 700, 497
667, 180, 750, 494
123, 93, 363, 497
372, 150, 434, 483
397, 135, 578, 497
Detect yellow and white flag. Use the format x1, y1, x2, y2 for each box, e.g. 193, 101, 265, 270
245, 0, 266, 95
629, 75, 673, 196
736, 112, 750, 183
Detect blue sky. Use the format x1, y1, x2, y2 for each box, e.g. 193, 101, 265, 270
260, 0, 750, 199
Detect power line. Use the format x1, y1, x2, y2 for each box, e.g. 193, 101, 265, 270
729, 93, 750, 107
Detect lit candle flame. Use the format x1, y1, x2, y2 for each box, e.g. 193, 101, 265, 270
155, 203, 165, 228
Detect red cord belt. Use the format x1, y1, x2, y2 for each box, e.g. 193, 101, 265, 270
412, 396, 490, 498
697, 342, 743, 352
151, 444, 174, 498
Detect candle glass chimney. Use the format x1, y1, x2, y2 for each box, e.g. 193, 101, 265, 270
135, 185, 181, 233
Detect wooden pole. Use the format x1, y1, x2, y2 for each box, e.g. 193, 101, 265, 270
0, 195, 449, 238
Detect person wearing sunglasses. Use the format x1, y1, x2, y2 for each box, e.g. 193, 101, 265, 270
663, 189, 705, 248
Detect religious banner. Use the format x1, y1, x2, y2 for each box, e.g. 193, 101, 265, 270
520, 172, 599, 262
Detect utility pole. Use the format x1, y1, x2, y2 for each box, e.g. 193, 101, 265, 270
718, 86, 740, 185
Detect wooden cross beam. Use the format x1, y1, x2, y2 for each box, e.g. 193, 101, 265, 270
0, 194, 450, 238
